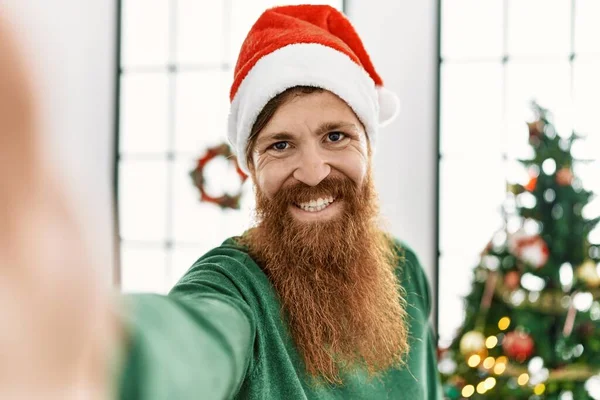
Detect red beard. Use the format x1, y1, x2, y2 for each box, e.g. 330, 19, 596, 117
240, 173, 409, 384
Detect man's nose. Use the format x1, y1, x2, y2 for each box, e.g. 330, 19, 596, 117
293, 146, 331, 187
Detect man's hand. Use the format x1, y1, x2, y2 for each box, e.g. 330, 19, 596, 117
0, 15, 118, 399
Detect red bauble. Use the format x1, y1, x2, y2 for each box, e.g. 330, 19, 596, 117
502, 331, 534, 362
556, 167, 573, 186
504, 271, 521, 291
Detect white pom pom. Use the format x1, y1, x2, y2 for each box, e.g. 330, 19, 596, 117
377, 86, 400, 127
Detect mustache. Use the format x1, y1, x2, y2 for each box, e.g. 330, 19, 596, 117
270, 176, 359, 206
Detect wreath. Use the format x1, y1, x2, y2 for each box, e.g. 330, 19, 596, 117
190, 143, 248, 210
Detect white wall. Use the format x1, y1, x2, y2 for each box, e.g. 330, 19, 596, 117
347, 0, 440, 326
1, 0, 118, 282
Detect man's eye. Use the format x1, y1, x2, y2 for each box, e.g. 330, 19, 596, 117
271, 141, 289, 151
327, 132, 346, 142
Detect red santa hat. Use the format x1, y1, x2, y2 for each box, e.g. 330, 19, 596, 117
228, 4, 400, 174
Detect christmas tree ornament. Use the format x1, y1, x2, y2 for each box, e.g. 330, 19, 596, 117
528, 356, 544, 374
552, 204, 564, 219
502, 330, 535, 362
556, 167, 574, 186
504, 271, 521, 291
543, 188, 556, 203
475, 267, 488, 282
508, 231, 549, 269
507, 183, 525, 195
563, 295, 578, 337
576, 260, 600, 288
525, 176, 538, 192
527, 120, 544, 145
584, 376, 600, 398
438, 356, 457, 375
460, 331, 487, 357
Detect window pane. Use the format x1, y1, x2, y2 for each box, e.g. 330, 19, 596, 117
573, 60, 600, 137
505, 61, 572, 159
119, 160, 168, 241
440, 62, 504, 157
177, 0, 225, 65
171, 156, 254, 243
174, 71, 230, 153
507, 0, 571, 57
441, 0, 504, 59
228, 0, 270, 64
438, 253, 480, 347
120, 73, 169, 154
121, 0, 170, 67
121, 245, 168, 293
575, 0, 600, 54
440, 157, 506, 254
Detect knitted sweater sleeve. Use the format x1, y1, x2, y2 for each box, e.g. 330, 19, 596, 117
117, 253, 256, 400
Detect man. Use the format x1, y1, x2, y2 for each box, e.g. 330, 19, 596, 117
1, 5, 441, 399
119, 5, 441, 399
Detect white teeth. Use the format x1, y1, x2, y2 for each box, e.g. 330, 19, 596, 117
297, 197, 335, 212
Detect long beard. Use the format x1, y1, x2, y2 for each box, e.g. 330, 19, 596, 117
240, 173, 410, 385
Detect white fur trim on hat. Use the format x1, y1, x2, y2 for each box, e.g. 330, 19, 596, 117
228, 43, 399, 175
377, 86, 401, 127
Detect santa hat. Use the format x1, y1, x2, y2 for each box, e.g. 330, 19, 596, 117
227, 4, 400, 175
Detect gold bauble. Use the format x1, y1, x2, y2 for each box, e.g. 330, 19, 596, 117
460, 330, 487, 357
576, 260, 600, 288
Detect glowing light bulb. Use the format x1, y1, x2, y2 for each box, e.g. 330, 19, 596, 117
468, 355, 481, 368
483, 357, 495, 369
493, 357, 507, 375
498, 317, 511, 331
462, 385, 475, 398
534, 383, 545, 395
486, 336, 498, 348
518, 373, 530, 386
476, 382, 487, 394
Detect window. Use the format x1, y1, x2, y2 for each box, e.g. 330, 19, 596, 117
438, 0, 600, 347
117, 1, 345, 293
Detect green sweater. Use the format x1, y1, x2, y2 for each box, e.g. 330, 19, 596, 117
118, 237, 442, 399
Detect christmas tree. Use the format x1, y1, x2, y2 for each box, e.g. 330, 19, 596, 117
439, 103, 600, 400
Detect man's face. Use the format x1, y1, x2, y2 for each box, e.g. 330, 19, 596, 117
250, 90, 369, 223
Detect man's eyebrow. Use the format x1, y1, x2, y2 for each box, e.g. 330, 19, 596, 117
315, 121, 361, 136
256, 121, 361, 146
256, 132, 296, 147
